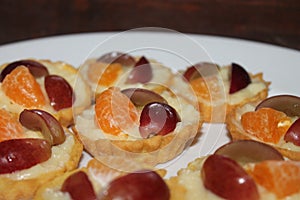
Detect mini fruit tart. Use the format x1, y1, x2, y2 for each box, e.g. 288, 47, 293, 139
34, 158, 169, 200
0, 59, 91, 126
79, 51, 174, 96
0, 108, 82, 200
171, 62, 270, 123
167, 140, 300, 200
226, 94, 300, 161
73, 84, 201, 168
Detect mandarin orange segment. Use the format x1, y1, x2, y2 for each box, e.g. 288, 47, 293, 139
95, 87, 138, 135
241, 108, 292, 143
2, 66, 46, 107
190, 76, 223, 101
88, 62, 123, 86
0, 109, 24, 142
248, 160, 300, 198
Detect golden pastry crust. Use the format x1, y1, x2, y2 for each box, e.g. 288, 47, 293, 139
0, 131, 83, 200
226, 103, 300, 160
0, 59, 91, 126
171, 65, 270, 123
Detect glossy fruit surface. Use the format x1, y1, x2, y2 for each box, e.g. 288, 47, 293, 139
201, 154, 259, 200
19, 109, 65, 145
99, 170, 170, 200
284, 118, 300, 146
61, 171, 97, 200
229, 63, 251, 94
121, 88, 167, 107
0, 138, 51, 174
97, 51, 135, 67
214, 140, 283, 164
183, 62, 219, 81
241, 108, 291, 143
97, 63, 123, 86
139, 102, 180, 138
256, 95, 300, 117
95, 87, 138, 135
126, 56, 152, 84
0, 109, 24, 143
248, 160, 300, 198
45, 75, 74, 111
0, 59, 49, 82
2, 66, 46, 107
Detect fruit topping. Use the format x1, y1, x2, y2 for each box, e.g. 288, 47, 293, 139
95, 87, 138, 135
255, 95, 300, 117
97, 63, 123, 86
139, 102, 180, 138
61, 171, 97, 200
229, 63, 251, 94
121, 88, 167, 107
0, 59, 49, 82
2, 66, 46, 107
0, 138, 51, 174
44, 75, 74, 111
241, 108, 291, 143
284, 118, 300, 146
19, 109, 65, 145
183, 62, 219, 81
99, 170, 170, 200
247, 160, 300, 198
97, 51, 135, 67
0, 109, 24, 143
214, 140, 283, 164
201, 154, 259, 200
126, 56, 153, 84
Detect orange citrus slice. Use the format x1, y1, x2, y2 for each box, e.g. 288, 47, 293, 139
248, 160, 300, 198
88, 62, 123, 86
190, 76, 223, 101
95, 87, 138, 135
241, 108, 291, 143
2, 66, 46, 107
0, 109, 24, 142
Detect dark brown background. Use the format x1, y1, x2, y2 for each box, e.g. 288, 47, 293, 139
1, 0, 299, 50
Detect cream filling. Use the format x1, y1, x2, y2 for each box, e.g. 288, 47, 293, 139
0, 132, 74, 180
173, 157, 300, 200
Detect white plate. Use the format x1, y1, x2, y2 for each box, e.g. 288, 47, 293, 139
1, 29, 299, 178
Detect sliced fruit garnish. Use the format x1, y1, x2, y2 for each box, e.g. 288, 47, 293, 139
61, 171, 97, 200
99, 170, 170, 200
256, 95, 300, 117
126, 56, 153, 84
248, 160, 300, 198
284, 118, 300, 146
183, 62, 219, 81
2, 66, 46, 107
95, 87, 139, 135
229, 63, 251, 94
97, 51, 135, 67
0, 138, 51, 174
139, 102, 180, 138
202, 154, 259, 200
241, 107, 292, 143
98, 63, 123, 86
190, 75, 223, 101
44, 75, 74, 111
0, 109, 24, 143
19, 109, 65, 145
214, 140, 283, 165
0, 59, 49, 82
121, 88, 167, 107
